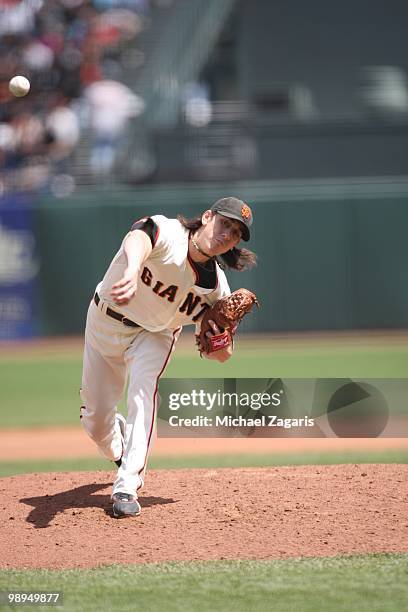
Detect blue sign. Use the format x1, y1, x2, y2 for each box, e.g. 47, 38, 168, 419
0, 194, 39, 339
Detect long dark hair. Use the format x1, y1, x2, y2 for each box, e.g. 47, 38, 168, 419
178, 214, 257, 271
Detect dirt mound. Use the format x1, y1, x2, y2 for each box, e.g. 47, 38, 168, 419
1, 465, 407, 569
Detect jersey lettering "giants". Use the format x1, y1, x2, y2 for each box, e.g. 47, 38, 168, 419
141, 265, 210, 322
97, 215, 230, 331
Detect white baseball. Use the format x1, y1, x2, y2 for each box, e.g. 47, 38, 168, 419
9, 76, 31, 97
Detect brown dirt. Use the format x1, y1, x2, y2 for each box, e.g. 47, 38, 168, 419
1, 427, 408, 460
1, 464, 407, 569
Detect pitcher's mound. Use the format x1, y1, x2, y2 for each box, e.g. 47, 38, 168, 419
1, 465, 407, 569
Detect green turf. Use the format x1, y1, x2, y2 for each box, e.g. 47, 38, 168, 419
0, 359, 81, 427
169, 347, 408, 378
0, 340, 407, 428
0, 555, 407, 612
0, 449, 407, 478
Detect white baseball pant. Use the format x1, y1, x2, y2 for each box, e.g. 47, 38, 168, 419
80, 299, 180, 496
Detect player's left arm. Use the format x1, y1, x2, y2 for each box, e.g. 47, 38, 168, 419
200, 268, 233, 362
201, 319, 233, 363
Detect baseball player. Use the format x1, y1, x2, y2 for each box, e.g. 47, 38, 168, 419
80, 197, 256, 518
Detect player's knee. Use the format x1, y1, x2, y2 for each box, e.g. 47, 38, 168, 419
80, 408, 112, 441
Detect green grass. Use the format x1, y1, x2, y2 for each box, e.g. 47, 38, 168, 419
0, 555, 407, 612
170, 346, 408, 378
0, 359, 81, 428
0, 339, 407, 428
0, 449, 407, 478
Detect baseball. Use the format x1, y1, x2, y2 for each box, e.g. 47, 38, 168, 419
9, 75, 30, 97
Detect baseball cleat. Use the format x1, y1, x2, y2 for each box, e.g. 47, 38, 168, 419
112, 493, 141, 518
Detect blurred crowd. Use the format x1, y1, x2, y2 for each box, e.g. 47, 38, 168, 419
0, 0, 152, 197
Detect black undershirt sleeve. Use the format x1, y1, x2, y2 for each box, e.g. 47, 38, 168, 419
130, 217, 159, 248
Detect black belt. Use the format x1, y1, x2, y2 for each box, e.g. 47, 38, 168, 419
94, 293, 140, 328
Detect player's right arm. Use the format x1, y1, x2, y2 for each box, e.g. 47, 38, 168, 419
110, 230, 152, 305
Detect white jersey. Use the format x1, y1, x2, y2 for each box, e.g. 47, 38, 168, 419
97, 214, 231, 332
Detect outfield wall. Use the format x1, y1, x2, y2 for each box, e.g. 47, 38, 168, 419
32, 178, 408, 335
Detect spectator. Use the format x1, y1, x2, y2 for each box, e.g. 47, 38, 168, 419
83, 78, 144, 175
45, 94, 80, 170
0, 0, 147, 193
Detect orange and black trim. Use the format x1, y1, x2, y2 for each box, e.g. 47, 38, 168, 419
131, 217, 160, 248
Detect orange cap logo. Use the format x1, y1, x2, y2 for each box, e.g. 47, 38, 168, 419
241, 204, 251, 220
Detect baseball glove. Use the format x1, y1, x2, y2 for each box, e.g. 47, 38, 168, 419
197, 288, 259, 355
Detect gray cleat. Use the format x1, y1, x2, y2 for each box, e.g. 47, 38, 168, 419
112, 493, 141, 518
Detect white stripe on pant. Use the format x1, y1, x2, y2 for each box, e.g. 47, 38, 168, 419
80, 300, 180, 496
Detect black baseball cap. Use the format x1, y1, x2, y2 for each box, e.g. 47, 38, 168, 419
211, 197, 253, 241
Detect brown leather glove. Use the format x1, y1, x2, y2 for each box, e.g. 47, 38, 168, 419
196, 288, 259, 356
